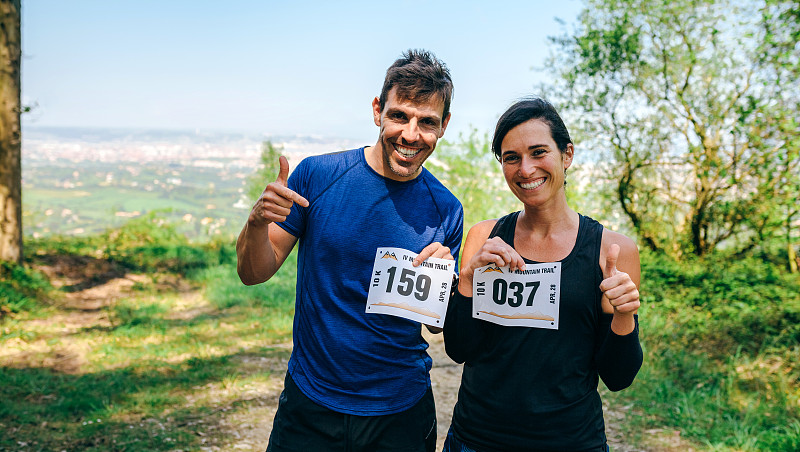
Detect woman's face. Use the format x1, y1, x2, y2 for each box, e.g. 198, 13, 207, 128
499, 119, 573, 207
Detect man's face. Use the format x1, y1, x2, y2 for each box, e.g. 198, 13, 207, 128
371, 87, 450, 181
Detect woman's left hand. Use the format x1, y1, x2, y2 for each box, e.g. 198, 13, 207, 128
599, 244, 640, 315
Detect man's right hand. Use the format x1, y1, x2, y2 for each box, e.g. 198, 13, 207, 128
249, 156, 310, 227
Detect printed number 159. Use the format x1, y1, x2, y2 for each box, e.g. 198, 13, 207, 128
386, 267, 431, 301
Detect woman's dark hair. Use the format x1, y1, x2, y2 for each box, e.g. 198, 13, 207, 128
491, 98, 572, 162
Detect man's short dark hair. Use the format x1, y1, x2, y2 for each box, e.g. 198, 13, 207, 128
379, 49, 453, 119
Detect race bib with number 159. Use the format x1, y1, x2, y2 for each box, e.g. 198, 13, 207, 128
366, 247, 455, 327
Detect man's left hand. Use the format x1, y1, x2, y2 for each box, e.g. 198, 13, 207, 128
412, 242, 453, 266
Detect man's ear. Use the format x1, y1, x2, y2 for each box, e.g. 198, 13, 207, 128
439, 112, 451, 138
372, 97, 382, 127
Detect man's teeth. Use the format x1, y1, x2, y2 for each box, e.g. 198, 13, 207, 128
396, 146, 420, 158
520, 179, 545, 189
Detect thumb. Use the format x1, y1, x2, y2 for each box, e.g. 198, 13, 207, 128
604, 244, 620, 279
275, 155, 290, 186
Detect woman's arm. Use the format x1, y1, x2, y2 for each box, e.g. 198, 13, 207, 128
596, 230, 643, 390
443, 220, 525, 363
599, 230, 641, 334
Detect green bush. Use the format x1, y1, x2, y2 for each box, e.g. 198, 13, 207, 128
26, 212, 235, 276
617, 250, 800, 450
0, 261, 53, 314
98, 212, 233, 273
642, 250, 800, 356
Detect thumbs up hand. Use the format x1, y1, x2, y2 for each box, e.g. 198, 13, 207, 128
248, 156, 310, 227
599, 244, 640, 315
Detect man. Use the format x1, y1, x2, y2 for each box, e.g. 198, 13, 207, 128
236, 49, 464, 452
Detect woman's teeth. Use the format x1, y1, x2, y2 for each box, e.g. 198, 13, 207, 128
520, 179, 545, 189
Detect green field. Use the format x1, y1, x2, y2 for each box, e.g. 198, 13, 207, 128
23, 160, 251, 238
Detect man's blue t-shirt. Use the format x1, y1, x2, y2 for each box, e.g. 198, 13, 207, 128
277, 147, 463, 416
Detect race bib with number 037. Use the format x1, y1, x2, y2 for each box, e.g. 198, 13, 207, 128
472, 262, 562, 329
366, 247, 456, 327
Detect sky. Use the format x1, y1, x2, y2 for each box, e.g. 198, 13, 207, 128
21, 0, 584, 142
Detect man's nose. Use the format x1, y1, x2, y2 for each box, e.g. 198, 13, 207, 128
401, 119, 421, 143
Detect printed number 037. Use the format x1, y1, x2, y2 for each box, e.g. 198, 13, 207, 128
493, 280, 540, 307
386, 267, 432, 301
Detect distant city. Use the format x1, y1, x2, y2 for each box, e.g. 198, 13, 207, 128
21, 126, 363, 238
23, 126, 363, 164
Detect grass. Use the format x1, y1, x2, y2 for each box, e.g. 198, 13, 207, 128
0, 261, 53, 316
3, 215, 799, 451
0, 223, 298, 451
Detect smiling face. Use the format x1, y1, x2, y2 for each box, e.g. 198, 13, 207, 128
500, 119, 573, 207
369, 87, 450, 181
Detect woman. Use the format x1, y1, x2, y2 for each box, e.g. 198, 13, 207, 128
443, 98, 643, 451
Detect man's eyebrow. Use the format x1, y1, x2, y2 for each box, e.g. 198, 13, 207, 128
527, 144, 550, 150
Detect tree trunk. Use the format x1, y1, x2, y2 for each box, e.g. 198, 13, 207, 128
0, 0, 22, 264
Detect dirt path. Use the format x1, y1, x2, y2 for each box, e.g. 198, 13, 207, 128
15, 257, 685, 451
194, 330, 460, 451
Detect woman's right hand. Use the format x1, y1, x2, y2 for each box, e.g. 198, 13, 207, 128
458, 236, 526, 296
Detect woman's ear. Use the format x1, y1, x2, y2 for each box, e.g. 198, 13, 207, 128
563, 143, 574, 169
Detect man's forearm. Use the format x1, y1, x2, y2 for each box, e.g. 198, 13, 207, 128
236, 221, 279, 285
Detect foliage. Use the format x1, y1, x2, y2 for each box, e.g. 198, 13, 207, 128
427, 130, 520, 234
606, 250, 800, 450
543, 0, 800, 258
99, 212, 234, 273
246, 140, 283, 201
26, 211, 236, 276
0, 260, 52, 315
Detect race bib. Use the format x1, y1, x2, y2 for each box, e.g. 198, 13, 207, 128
366, 247, 456, 327
472, 263, 561, 329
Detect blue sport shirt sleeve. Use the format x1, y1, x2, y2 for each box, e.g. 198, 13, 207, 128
447, 205, 464, 273
275, 158, 309, 238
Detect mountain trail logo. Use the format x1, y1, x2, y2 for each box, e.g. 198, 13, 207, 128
482, 266, 503, 274
381, 251, 398, 260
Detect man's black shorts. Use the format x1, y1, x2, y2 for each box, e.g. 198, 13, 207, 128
265, 373, 437, 452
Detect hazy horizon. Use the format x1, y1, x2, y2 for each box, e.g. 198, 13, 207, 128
22, 1, 584, 141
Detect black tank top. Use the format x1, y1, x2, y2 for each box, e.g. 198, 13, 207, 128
451, 212, 608, 451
